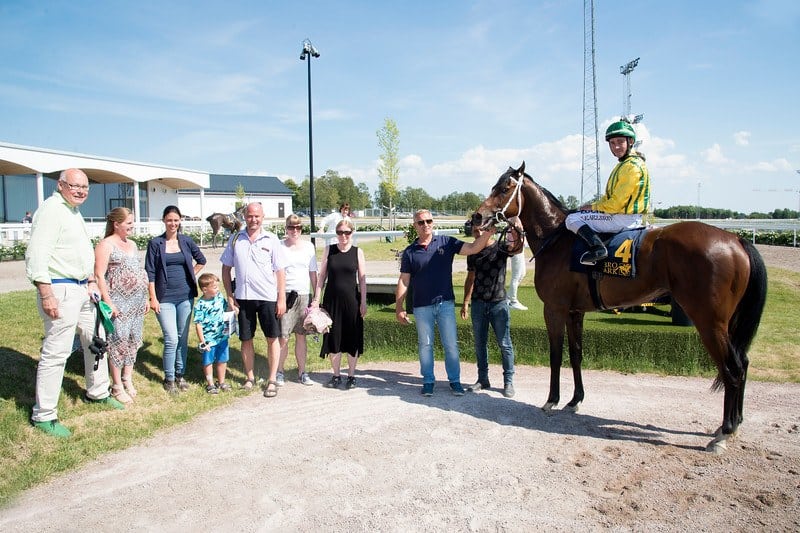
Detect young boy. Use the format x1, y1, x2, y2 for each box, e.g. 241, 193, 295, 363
194, 273, 234, 394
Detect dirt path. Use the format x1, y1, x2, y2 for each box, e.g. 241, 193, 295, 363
1, 361, 799, 531
1, 246, 798, 530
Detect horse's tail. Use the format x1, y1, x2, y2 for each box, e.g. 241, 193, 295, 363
205, 214, 215, 223
713, 239, 768, 391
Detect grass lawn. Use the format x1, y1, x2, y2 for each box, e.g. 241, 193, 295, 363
0, 263, 796, 506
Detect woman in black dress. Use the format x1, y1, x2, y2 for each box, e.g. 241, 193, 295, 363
311, 218, 367, 389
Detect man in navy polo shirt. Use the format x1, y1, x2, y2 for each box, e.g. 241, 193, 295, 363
395, 209, 495, 396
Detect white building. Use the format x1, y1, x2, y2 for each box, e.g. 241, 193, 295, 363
0, 142, 292, 224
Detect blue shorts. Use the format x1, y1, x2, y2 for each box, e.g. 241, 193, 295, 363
202, 338, 230, 366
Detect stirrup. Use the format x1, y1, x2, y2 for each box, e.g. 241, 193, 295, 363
580, 248, 608, 265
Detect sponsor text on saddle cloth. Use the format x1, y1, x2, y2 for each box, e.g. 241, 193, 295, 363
570, 227, 649, 278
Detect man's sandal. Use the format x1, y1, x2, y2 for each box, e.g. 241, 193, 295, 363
264, 380, 278, 398
242, 378, 255, 390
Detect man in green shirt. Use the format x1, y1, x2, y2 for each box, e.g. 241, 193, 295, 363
26, 168, 124, 438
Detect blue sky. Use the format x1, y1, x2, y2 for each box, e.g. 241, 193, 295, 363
1, 0, 798, 214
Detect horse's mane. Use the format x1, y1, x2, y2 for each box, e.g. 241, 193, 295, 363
520, 172, 569, 216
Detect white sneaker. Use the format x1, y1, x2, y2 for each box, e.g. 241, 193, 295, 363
509, 300, 528, 311
275, 371, 285, 386
299, 372, 313, 386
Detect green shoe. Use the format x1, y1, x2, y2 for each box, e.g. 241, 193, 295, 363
31, 419, 72, 438
82, 394, 125, 410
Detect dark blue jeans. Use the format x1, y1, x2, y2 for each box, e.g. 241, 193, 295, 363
470, 299, 515, 384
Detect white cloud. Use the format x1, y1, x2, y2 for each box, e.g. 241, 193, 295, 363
746, 158, 793, 173
734, 131, 751, 146
701, 144, 730, 165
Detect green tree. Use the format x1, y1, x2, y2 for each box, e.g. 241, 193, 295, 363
234, 183, 246, 209
399, 187, 434, 212
357, 183, 372, 209
283, 178, 303, 210
558, 195, 579, 210
377, 117, 400, 228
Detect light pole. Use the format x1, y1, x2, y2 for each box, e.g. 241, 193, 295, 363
300, 38, 320, 243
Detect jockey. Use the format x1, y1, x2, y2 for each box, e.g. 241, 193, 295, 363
565, 119, 651, 265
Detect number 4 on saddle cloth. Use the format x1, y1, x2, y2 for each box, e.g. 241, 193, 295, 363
570, 227, 649, 279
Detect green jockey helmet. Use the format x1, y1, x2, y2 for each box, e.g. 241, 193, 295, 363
605, 120, 636, 142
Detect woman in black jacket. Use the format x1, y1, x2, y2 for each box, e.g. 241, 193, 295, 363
145, 205, 206, 393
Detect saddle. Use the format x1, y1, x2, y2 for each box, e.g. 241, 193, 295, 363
569, 227, 649, 279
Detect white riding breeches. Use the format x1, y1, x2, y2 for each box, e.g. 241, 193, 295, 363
508, 252, 526, 301
565, 211, 644, 234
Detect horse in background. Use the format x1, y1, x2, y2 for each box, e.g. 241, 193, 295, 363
472, 162, 767, 454
206, 205, 246, 248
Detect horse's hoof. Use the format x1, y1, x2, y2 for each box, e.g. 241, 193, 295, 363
541, 402, 557, 415
706, 438, 728, 455
563, 403, 579, 413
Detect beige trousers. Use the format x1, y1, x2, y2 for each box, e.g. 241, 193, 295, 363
32, 283, 111, 422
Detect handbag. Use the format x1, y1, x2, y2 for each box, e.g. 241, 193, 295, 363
286, 290, 299, 310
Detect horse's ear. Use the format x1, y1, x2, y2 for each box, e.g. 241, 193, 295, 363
518, 161, 526, 175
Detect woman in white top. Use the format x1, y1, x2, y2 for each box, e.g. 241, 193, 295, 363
320, 203, 351, 245
276, 214, 319, 385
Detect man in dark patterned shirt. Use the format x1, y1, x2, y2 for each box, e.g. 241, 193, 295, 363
460, 219, 524, 398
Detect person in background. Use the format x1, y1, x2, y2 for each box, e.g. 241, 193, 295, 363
320, 203, 351, 245
461, 220, 524, 398
312, 218, 367, 389
94, 207, 149, 404
193, 273, 233, 394
565, 119, 651, 265
26, 168, 124, 438
276, 214, 318, 386
145, 205, 206, 394
395, 209, 495, 397
507, 245, 529, 311
22, 211, 32, 223
221, 202, 287, 398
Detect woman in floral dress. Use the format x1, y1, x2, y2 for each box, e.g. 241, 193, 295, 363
94, 207, 149, 403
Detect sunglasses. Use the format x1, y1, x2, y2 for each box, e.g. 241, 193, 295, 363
415, 219, 434, 226
336, 230, 353, 236
286, 225, 302, 230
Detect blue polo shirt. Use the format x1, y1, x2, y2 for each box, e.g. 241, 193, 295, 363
400, 235, 464, 308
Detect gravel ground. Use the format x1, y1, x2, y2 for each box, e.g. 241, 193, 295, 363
0, 244, 797, 531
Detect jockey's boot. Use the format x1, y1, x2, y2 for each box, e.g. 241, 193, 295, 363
576, 225, 608, 265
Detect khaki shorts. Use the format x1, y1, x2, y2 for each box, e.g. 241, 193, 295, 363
280, 293, 310, 338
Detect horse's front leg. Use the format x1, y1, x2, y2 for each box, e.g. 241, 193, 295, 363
564, 310, 586, 412
542, 308, 567, 414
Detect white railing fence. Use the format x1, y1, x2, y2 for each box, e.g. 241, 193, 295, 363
2, 219, 798, 247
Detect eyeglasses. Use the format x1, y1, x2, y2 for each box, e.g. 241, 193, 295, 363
60, 181, 89, 192
286, 225, 302, 231
415, 219, 434, 226
336, 230, 353, 236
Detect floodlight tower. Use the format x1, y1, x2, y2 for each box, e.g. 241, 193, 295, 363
300, 38, 320, 242
581, 0, 601, 203
620, 57, 640, 120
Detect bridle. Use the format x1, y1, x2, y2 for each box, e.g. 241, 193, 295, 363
486, 170, 563, 259
481, 171, 525, 229
478, 171, 528, 250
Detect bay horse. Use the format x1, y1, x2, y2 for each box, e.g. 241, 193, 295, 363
472, 162, 767, 453
206, 205, 246, 248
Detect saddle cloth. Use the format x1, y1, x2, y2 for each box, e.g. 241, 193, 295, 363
570, 227, 649, 278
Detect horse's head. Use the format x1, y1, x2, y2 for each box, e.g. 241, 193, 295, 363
473, 162, 527, 230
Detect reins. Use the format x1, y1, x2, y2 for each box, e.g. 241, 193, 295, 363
491, 171, 564, 259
